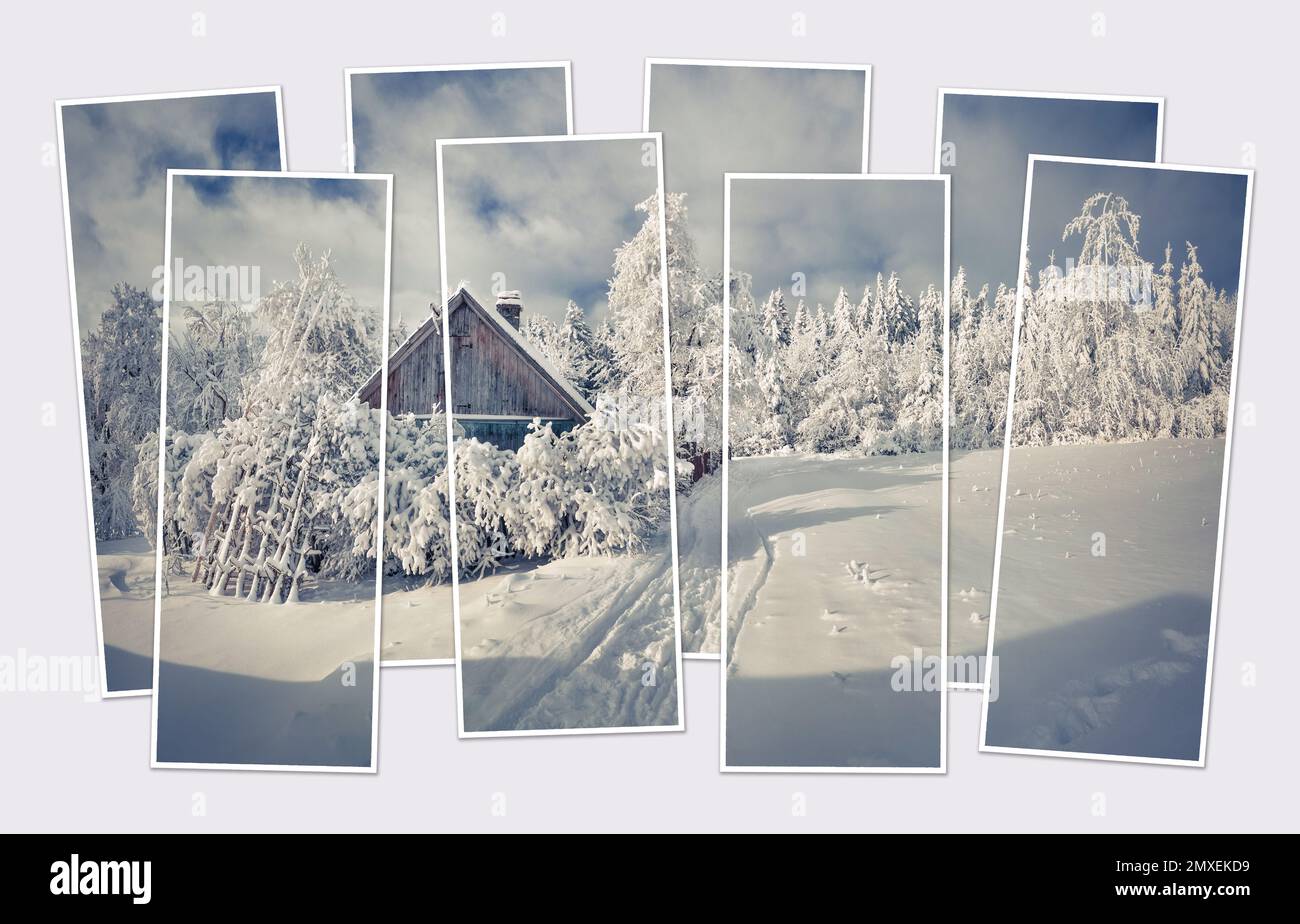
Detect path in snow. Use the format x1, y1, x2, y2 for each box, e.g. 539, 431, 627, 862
97, 536, 156, 693
155, 573, 377, 767
379, 578, 454, 663
457, 538, 680, 733
725, 453, 943, 769
985, 438, 1224, 762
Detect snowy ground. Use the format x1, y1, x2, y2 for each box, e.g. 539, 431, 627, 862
946, 448, 1004, 684
154, 571, 377, 768
457, 536, 681, 733
674, 474, 722, 655
96, 536, 156, 693
379, 577, 454, 663
984, 438, 1224, 762
725, 453, 943, 769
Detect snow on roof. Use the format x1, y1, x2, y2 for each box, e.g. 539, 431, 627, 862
459, 288, 595, 417
356, 288, 594, 417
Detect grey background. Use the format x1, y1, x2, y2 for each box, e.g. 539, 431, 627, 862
1, 0, 1294, 832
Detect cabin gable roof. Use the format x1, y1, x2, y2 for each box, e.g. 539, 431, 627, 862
356, 288, 595, 420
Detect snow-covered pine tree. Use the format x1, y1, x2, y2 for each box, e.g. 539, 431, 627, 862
1152, 243, 1178, 340
791, 299, 809, 337
83, 283, 162, 539
877, 272, 917, 347
556, 300, 599, 400
829, 286, 857, 346
760, 288, 791, 348
1176, 242, 1220, 396
892, 284, 944, 452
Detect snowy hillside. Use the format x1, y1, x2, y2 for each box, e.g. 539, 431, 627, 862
674, 474, 723, 654
96, 537, 157, 693
458, 538, 680, 733
380, 580, 454, 663
946, 449, 1004, 679
984, 438, 1223, 761
154, 577, 376, 767
725, 453, 943, 769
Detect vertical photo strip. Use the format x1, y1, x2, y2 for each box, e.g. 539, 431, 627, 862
722, 174, 949, 772
981, 157, 1252, 765
56, 87, 286, 697
643, 59, 872, 657
436, 133, 683, 736
345, 63, 573, 666
934, 89, 1163, 689
150, 170, 393, 771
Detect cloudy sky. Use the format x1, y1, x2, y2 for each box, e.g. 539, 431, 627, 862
169, 173, 390, 318
729, 176, 946, 314
61, 91, 282, 327
940, 93, 1160, 294
350, 66, 569, 333
648, 63, 868, 275
1026, 160, 1249, 294
439, 136, 660, 326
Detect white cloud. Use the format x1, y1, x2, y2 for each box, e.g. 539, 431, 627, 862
648, 63, 869, 276
349, 67, 569, 331
61, 92, 282, 327
439, 136, 660, 326
730, 177, 946, 310
168, 175, 389, 321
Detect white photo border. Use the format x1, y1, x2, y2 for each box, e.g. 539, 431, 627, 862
55, 86, 287, 700
644, 58, 873, 661
719, 171, 950, 774
436, 132, 685, 738
149, 168, 393, 773
978, 154, 1254, 766
933, 86, 1166, 691
342, 61, 575, 668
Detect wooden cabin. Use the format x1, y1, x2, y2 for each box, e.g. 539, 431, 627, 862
357, 289, 593, 451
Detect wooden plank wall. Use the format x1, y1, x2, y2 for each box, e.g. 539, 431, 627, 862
361, 302, 580, 423
447, 305, 577, 419
386, 325, 444, 416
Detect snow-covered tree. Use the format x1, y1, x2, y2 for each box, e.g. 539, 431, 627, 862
82, 283, 162, 539
554, 300, 599, 400
1005, 197, 1236, 445
606, 193, 670, 399
760, 289, 791, 348
159, 245, 384, 603
166, 299, 262, 434
1176, 243, 1220, 395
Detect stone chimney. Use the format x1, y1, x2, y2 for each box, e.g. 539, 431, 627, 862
495, 290, 523, 330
